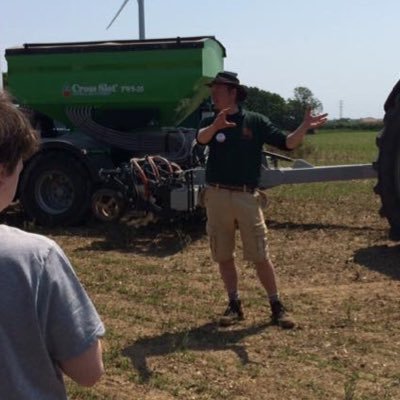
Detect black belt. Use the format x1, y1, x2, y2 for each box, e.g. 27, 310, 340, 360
208, 183, 256, 194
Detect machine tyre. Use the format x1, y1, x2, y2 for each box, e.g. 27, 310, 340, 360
375, 103, 400, 240
19, 152, 92, 227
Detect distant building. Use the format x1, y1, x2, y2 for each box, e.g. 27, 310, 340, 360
358, 117, 383, 124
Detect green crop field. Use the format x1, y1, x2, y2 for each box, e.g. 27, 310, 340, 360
3, 129, 400, 400
296, 129, 378, 165
270, 129, 378, 202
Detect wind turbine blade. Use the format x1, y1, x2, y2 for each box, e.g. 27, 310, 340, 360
106, 0, 130, 30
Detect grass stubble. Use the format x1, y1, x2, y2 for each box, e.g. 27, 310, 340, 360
4, 130, 400, 399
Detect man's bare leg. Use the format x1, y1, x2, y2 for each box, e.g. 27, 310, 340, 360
254, 258, 295, 329
218, 258, 243, 325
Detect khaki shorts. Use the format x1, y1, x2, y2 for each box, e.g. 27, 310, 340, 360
203, 186, 269, 263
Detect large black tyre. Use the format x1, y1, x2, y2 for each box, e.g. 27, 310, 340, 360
19, 152, 92, 226
375, 91, 400, 240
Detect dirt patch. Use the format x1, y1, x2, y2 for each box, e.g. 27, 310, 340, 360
3, 188, 400, 399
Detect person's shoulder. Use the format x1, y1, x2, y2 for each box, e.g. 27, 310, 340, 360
243, 109, 271, 123
0, 224, 57, 261
0, 224, 54, 245
199, 114, 215, 127
243, 109, 257, 117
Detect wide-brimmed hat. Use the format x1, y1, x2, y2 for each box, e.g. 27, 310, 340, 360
206, 71, 247, 102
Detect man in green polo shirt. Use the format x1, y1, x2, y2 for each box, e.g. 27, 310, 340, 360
197, 71, 327, 328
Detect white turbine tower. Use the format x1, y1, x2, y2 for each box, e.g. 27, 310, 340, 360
107, 0, 145, 40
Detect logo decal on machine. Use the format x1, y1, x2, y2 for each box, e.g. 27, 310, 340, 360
62, 83, 145, 97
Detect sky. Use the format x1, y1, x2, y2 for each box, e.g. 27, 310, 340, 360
1, 0, 400, 120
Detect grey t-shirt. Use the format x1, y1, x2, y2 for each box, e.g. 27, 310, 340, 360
0, 225, 105, 400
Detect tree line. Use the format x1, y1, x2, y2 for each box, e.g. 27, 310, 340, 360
243, 86, 323, 131
243, 85, 383, 131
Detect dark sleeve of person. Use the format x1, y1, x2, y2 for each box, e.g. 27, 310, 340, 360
196, 116, 215, 145
257, 114, 290, 151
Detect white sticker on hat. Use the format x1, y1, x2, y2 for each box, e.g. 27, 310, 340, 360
216, 132, 226, 143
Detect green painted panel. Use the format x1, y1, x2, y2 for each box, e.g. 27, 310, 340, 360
6, 37, 225, 128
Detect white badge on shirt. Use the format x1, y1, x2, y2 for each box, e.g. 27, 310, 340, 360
216, 132, 226, 143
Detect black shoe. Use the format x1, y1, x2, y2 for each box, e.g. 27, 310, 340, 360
270, 300, 295, 329
219, 299, 244, 326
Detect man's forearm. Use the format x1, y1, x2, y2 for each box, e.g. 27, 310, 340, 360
285, 109, 328, 149
285, 122, 309, 150
60, 340, 104, 387
197, 124, 218, 144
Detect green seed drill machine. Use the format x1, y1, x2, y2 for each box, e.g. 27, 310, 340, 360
4, 35, 399, 238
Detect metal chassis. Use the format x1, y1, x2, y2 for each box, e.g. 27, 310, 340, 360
179, 157, 377, 212
190, 159, 376, 189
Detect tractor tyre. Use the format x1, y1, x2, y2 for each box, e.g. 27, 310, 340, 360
375, 101, 400, 240
19, 152, 92, 227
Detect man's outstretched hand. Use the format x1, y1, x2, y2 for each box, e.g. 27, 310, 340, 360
303, 107, 328, 130
212, 108, 237, 131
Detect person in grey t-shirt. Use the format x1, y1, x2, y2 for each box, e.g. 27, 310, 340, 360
0, 91, 105, 399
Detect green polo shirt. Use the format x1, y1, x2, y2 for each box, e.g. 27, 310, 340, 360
197, 108, 289, 187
